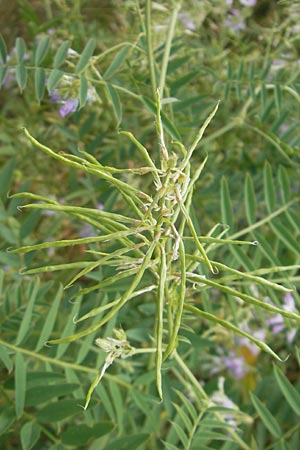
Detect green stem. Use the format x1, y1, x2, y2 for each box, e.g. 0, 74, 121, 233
159, 2, 181, 96
145, 0, 157, 98
0, 338, 130, 387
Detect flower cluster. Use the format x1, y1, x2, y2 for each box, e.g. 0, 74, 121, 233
265, 292, 298, 344
224, 0, 257, 33
49, 75, 97, 117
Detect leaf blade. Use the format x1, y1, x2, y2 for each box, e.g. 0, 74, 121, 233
34, 67, 45, 102
15, 353, 27, 418
47, 68, 64, 92
250, 392, 281, 438
75, 38, 96, 74
0, 34, 7, 63
16, 37, 27, 64
21, 422, 41, 450
273, 364, 300, 417
34, 36, 50, 66
103, 45, 129, 80
35, 284, 63, 351
53, 40, 71, 68
16, 65, 27, 91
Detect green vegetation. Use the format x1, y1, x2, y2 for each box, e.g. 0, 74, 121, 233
1, 1, 300, 449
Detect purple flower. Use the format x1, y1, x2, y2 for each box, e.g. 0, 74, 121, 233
79, 223, 95, 238
178, 13, 196, 31
236, 328, 265, 357
266, 293, 298, 343
59, 98, 79, 117
49, 90, 79, 117
49, 90, 62, 103
211, 378, 238, 428
224, 9, 246, 32
224, 353, 249, 379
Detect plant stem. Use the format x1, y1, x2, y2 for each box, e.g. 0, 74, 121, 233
0, 338, 130, 387
145, 0, 157, 98
159, 2, 181, 97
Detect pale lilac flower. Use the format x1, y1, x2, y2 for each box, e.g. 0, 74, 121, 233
49, 75, 96, 117
279, 124, 289, 135
224, 353, 249, 379
46, 238, 55, 257
59, 98, 79, 117
2, 69, 16, 89
50, 90, 79, 117
236, 328, 265, 357
284, 292, 295, 310
49, 90, 62, 103
210, 378, 238, 428
240, 0, 256, 6
178, 13, 196, 31
287, 328, 297, 343
79, 223, 95, 238
266, 293, 298, 343
224, 9, 246, 32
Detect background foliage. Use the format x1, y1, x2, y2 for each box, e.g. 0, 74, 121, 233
1, 1, 300, 449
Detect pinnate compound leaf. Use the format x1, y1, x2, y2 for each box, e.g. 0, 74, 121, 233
21, 422, 41, 450
75, 38, 96, 74
53, 40, 71, 68
273, 365, 300, 417
250, 392, 281, 438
